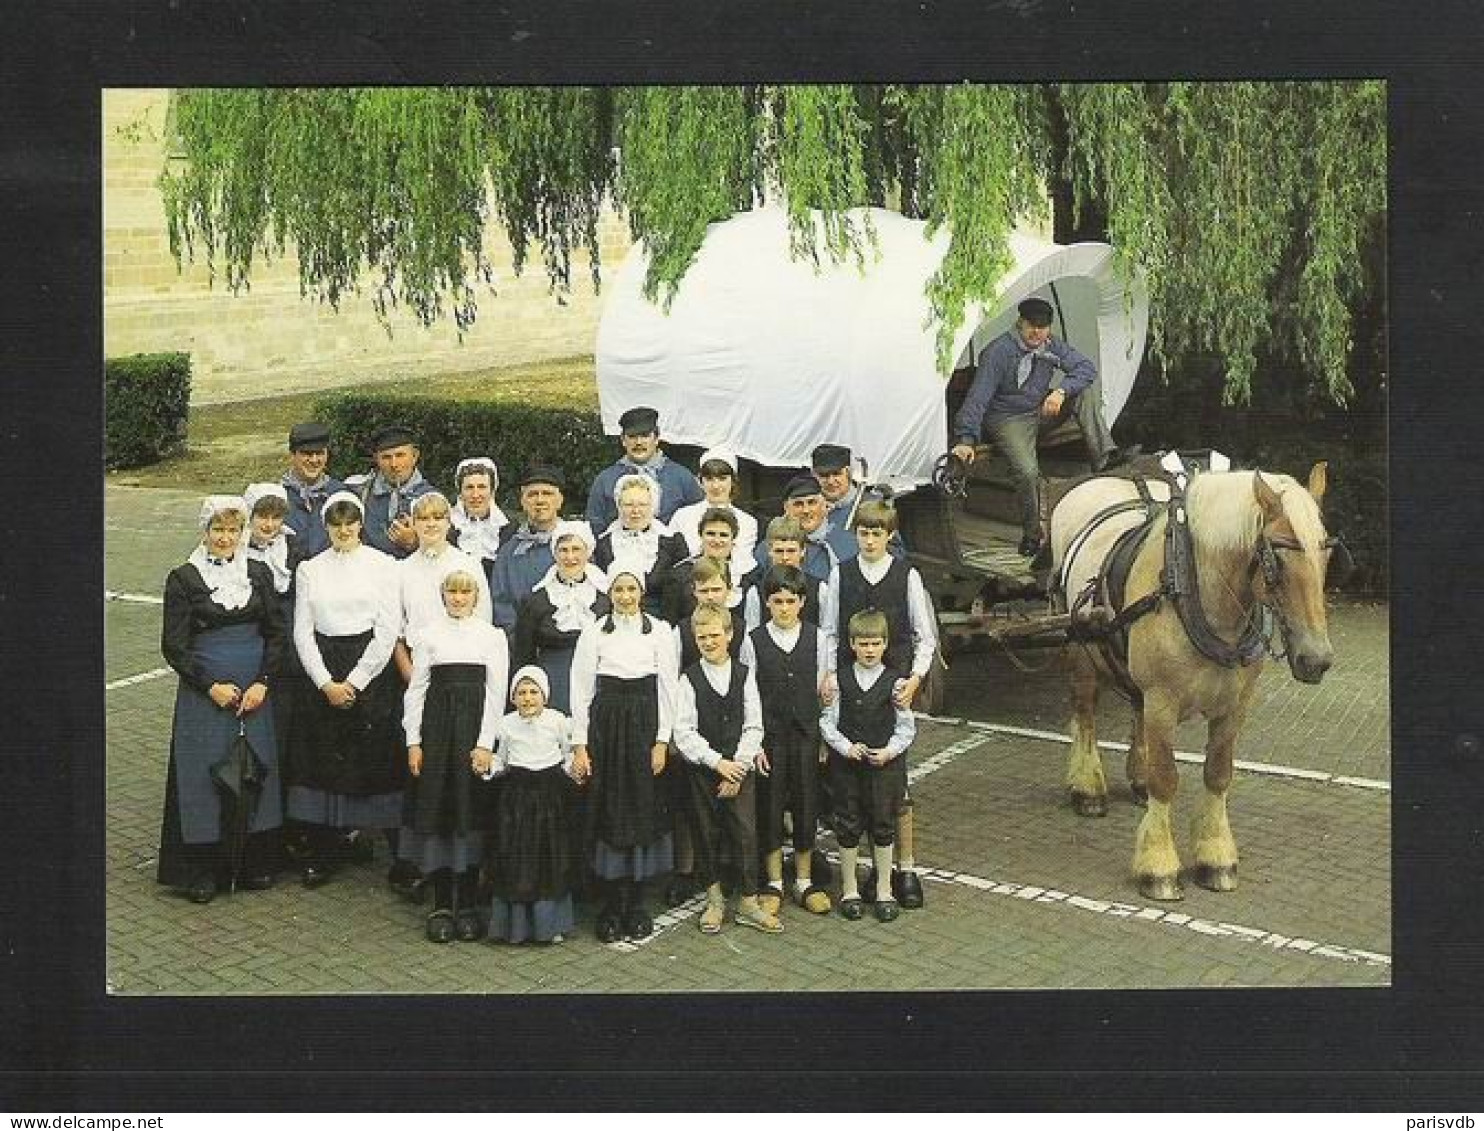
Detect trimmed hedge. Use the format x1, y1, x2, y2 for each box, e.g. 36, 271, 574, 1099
105, 352, 192, 469
312, 392, 620, 516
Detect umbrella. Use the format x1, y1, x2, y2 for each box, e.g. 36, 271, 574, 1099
210, 720, 270, 894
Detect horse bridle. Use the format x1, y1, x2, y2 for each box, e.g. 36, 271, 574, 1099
1250, 528, 1350, 662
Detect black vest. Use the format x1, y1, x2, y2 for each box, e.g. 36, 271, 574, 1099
748, 624, 820, 736
837, 665, 900, 750
679, 609, 745, 671
685, 661, 748, 759
836, 556, 913, 673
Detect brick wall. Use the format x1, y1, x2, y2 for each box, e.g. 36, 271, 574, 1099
103, 90, 631, 405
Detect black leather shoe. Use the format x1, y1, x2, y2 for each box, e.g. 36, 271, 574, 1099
1094, 445, 1140, 474
387, 860, 423, 900
300, 863, 336, 889
425, 910, 455, 944
893, 869, 925, 910
185, 875, 216, 904
595, 909, 623, 944
663, 875, 695, 908
1018, 534, 1043, 558
454, 908, 486, 942
621, 907, 654, 940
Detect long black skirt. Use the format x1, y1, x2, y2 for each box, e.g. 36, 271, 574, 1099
487, 765, 571, 901
408, 663, 496, 837
286, 630, 405, 797
584, 674, 668, 851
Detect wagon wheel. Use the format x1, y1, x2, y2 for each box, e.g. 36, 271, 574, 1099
916, 648, 949, 716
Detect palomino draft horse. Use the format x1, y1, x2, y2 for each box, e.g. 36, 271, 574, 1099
1049, 461, 1341, 901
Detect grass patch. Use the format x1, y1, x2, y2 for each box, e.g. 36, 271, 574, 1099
108, 356, 599, 492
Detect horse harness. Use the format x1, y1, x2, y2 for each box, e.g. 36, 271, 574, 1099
1064, 467, 1287, 703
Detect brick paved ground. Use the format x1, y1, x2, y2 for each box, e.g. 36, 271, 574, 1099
104, 486, 1390, 994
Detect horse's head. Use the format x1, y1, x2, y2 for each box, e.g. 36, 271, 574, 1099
1251, 463, 1340, 684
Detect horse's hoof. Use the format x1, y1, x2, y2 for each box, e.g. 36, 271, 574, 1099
1136, 874, 1184, 902
1129, 783, 1149, 806
1070, 791, 1108, 818
1191, 864, 1238, 892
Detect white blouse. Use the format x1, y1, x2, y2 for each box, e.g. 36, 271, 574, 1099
398, 543, 493, 652
669, 501, 759, 582
402, 615, 510, 750
491, 708, 574, 775
293, 544, 400, 690
601, 519, 675, 578
568, 612, 679, 747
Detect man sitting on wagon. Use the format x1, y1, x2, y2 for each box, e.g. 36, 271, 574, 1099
950, 296, 1131, 558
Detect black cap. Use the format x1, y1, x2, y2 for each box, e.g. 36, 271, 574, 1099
783, 474, 824, 501
811, 443, 851, 473
369, 424, 418, 452
1017, 297, 1055, 327
618, 406, 660, 435
288, 421, 330, 451
519, 463, 566, 490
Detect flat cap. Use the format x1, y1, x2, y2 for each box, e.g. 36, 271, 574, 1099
618, 406, 660, 435
1017, 297, 1055, 326
369, 424, 418, 452
519, 463, 566, 490
783, 474, 824, 501
810, 443, 851, 473
288, 421, 331, 451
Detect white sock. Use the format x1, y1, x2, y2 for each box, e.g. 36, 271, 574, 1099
873, 844, 895, 902
840, 846, 860, 899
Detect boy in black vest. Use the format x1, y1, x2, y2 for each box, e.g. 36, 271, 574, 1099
671, 605, 783, 934
743, 516, 829, 632
822, 499, 936, 910
821, 609, 917, 922
739, 565, 835, 917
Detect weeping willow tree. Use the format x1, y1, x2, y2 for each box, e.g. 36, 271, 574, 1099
160, 81, 1384, 405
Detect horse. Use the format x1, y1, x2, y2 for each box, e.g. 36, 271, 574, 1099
1049, 461, 1340, 901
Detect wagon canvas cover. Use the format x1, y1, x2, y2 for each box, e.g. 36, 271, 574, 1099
596, 206, 1148, 494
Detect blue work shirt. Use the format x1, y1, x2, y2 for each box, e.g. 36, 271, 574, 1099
954, 330, 1098, 442
357, 468, 438, 559
489, 523, 557, 631
585, 452, 705, 532
752, 526, 840, 584
280, 471, 345, 560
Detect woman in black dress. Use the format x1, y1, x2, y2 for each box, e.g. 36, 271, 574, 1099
285, 491, 405, 886
157, 495, 285, 904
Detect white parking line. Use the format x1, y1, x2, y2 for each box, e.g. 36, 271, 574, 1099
917, 713, 1390, 794
917, 866, 1390, 968
106, 667, 173, 691
621, 851, 1388, 969
105, 590, 164, 605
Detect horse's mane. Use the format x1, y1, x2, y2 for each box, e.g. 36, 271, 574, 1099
1185, 470, 1326, 559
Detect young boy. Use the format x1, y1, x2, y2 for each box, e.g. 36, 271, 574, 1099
739, 565, 835, 916
822, 499, 937, 909
742, 516, 830, 632
671, 556, 746, 672
665, 555, 745, 906
671, 605, 782, 935
820, 609, 916, 923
